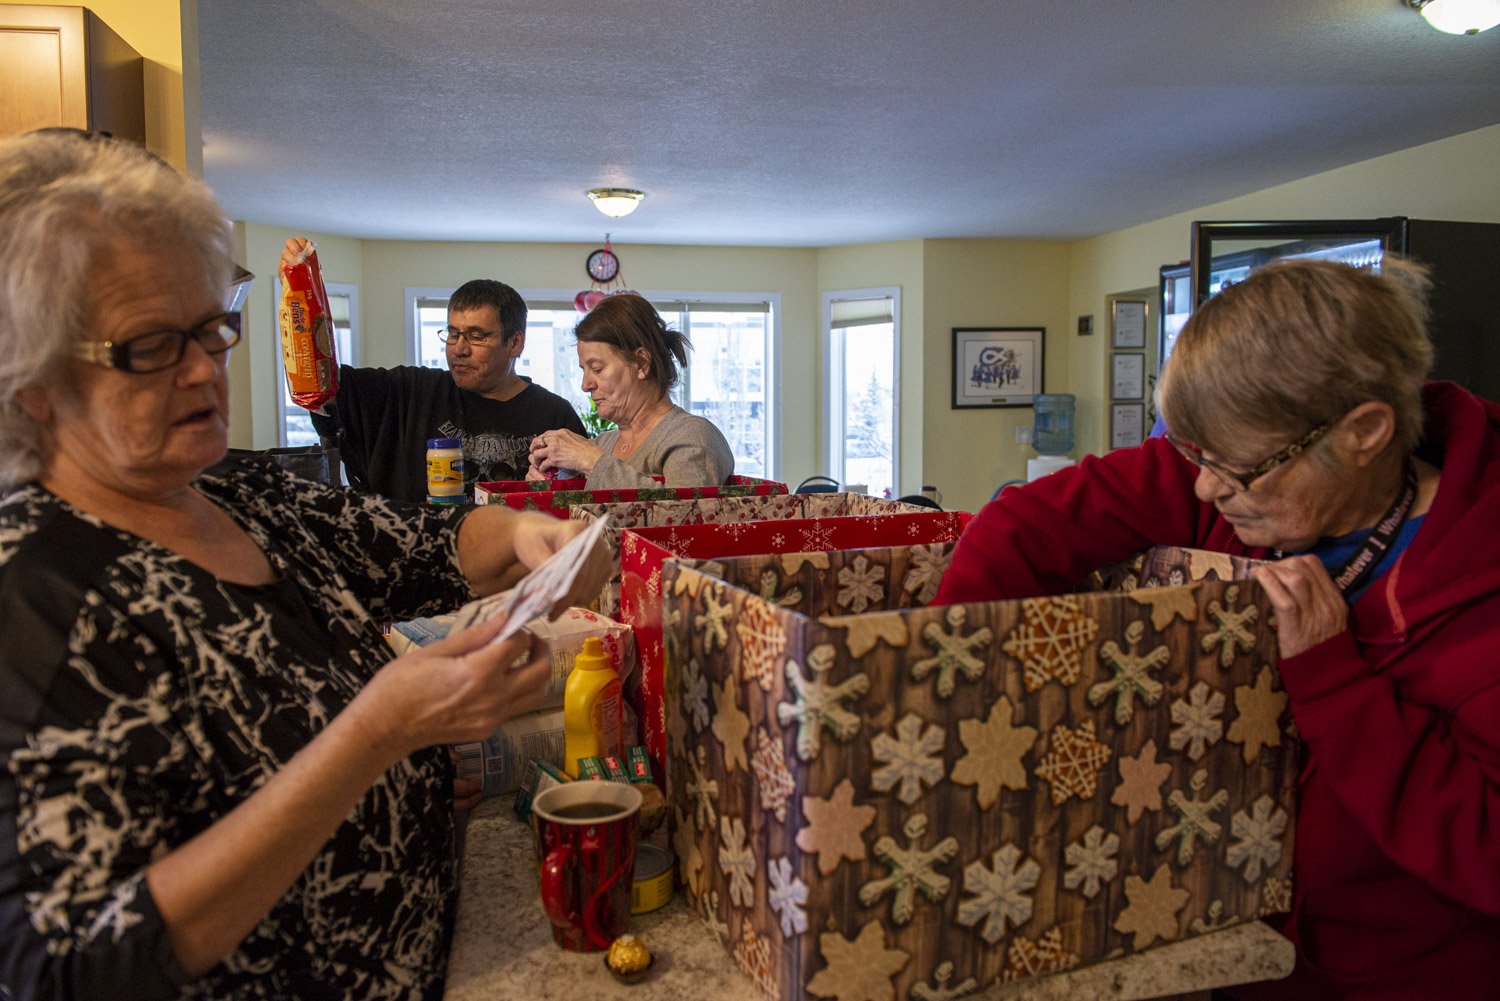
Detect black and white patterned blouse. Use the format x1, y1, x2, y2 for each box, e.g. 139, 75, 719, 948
0, 461, 476, 1001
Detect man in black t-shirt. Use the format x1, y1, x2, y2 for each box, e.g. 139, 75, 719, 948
298, 259, 586, 502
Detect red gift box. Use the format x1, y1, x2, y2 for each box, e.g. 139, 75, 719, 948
619, 510, 973, 781
474, 474, 787, 517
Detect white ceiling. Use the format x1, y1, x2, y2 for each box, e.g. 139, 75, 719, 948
196, 0, 1500, 248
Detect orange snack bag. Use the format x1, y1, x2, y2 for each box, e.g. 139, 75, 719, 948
277, 241, 339, 411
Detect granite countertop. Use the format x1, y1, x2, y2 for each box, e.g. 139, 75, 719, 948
444, 798, 1294, 1001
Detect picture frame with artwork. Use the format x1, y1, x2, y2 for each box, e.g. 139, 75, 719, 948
951, 327, 1045, 408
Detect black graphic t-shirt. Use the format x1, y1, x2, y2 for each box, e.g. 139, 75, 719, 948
312, 365, 586, 502
0, 462, 475, 1000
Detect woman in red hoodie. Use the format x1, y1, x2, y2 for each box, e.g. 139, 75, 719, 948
935, 256, 1500, 999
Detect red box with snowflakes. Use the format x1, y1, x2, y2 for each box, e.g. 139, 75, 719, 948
473, 474, 787, 515
662, 544, 1297, 1001
619, 511, 974, 784
571, 492, 935, 619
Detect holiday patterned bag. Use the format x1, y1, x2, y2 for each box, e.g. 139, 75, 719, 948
621, 511, 974, 782
664, 544, 1295, 1001
473, 474, 787, 515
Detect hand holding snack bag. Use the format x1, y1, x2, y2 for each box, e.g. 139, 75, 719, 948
278, 237, 339, 412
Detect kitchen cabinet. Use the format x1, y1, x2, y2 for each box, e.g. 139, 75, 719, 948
1, 4, 143, 142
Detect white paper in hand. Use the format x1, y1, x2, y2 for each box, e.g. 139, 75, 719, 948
449, 514, 611, 646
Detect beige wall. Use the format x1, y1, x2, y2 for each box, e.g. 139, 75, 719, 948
22, 0, 196, 172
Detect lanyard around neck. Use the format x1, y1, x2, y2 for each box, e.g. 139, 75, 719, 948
1288, 460, 1417, 597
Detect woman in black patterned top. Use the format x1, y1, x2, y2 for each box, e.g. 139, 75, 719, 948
0, 131, 607, 1001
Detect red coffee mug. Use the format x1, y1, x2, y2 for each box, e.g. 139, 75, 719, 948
531, 781, 642, 951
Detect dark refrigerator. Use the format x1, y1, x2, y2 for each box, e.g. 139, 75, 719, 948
1157, 217, 1500, 404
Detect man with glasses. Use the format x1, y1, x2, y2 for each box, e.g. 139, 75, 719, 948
286, 238, 585, 501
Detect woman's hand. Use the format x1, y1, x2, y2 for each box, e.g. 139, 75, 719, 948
280, 236, 313, 269
348, 615, 552, 759
511, 514, 612, 615
529, 429, 604, 475
1252, 555, 1348, 659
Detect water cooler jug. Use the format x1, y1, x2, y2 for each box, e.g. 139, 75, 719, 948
1027, 393, 1076, 481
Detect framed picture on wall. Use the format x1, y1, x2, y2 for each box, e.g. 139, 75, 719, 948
1112, 403, 1145, 449
952, 327, 1045, 408
1112, 299, 1147, 349
1112, 353, 1145, 400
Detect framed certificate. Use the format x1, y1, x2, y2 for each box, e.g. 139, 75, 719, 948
1112, 353, 1145, 401
1112, 403, 1145, 450
1112, 299, 1147, 349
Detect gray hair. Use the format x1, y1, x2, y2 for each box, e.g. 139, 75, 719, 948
1158, 256, 1434, 459
0, 130, 234, 489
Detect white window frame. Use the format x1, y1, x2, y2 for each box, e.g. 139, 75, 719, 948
822, 287, 900, 492
404, 287, 781, 481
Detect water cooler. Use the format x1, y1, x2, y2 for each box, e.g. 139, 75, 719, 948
1026, 393, 1076, 481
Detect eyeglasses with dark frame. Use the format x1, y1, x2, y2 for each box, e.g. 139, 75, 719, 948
72, 312, 242, 374
437, 326, 511, 347
1166, 420, 1333, 493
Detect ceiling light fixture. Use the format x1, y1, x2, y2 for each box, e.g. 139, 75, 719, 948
587, 188, 646, 218
1405, 0, 1500, 34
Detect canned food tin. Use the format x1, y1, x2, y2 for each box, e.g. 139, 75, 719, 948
630, 843, 674, 915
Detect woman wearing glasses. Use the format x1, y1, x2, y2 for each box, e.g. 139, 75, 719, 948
935, 257, 1499, 1000
0, 132, 607, 1000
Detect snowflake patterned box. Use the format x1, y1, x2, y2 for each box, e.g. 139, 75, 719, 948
620, 511, 974, 782
474, 474, 788, 515
572, 492, 933, 618
662, 544, 1296, 1001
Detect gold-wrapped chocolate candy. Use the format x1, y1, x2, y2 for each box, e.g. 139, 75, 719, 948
606, 934, 653, 982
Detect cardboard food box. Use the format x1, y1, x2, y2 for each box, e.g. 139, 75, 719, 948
474, 474, 787, 514
663, 544, 1295, 1001
620, 511, 974, 783
573, 492, 933, 619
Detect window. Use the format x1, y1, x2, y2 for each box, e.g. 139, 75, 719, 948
406, 289, 778, 479
277, 282, 358, 446
823, 289, 899, 498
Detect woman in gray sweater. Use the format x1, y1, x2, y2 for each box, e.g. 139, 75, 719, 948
527, 294, 735, 488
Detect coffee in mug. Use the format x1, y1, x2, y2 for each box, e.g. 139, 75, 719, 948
531, 781, 642, 951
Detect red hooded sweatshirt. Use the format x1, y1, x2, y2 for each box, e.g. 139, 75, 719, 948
935, 382, 1500, 999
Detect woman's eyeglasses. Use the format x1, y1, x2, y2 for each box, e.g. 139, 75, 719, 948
72, 312, 242, 374
1166, 420, 1332, 492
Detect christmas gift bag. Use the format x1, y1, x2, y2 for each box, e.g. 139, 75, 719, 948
474, 474, 787, 515
621, 511, 973, 782
664, 544, 1294, 1001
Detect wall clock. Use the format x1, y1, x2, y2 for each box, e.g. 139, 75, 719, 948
586, 247, 620, 283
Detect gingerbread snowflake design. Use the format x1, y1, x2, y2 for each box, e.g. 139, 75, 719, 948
1226, 665, 1288, 764
1169, 682, 1225, 761
903, 543, 950, 606
757, 568, 804, 607
736, 596, 788, 691
685, 745, 720, 830
1110, 739, 1173, 824
871, 713, 947, 805
1001, 595, 1101, 692
733, 921, 780, 1001
796, 778, 877, 875
1001, 926, 1080, 983
805, 921, 910, 1001
1129, 585, 1199, 631
1262, 876, 1293, 913
857, 812, 959, 925
837, 555, 886, 614
696, 585, 733, 652
752, 728, 797, 821
712, 672, 752, 773
956, 843, 1041, 944
910, 961, 977, 1001
1227, 794, 1289, 883
681, 657, 710, 732
1034, 719, 1113, 806
777, 644, 870, 760
1063, 825, 1120, 899
767, 856, 809, 936
826, 611, 910, 658
911, 604, 994, 699
1154, 768, 1230, 866
698, 888, 729, 945
1201, 584, 1259, 668
950, 695, 1036, 808
1086, 620, 1170, 725
719, 815, 757, 907
674, 806, 706, 896
1113, 864, 1188, 949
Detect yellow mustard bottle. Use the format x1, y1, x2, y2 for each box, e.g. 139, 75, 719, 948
563, 636, 622, 777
